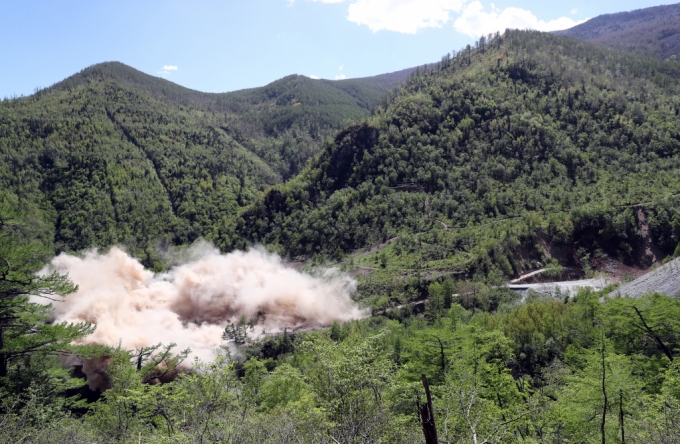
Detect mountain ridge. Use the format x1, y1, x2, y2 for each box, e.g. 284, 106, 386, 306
47, 61, 414, 110
0, 61, 415, 265
556, 2, 680, 59
226, 30, 680, 290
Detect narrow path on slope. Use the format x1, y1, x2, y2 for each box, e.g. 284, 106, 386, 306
510, 269, 546, 284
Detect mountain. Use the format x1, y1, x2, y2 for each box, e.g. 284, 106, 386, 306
556, 3, 680, 59
48, 62, 413, 180
228, 30, 680, 292
0, 62, 412, 265
8, 18, 680, 444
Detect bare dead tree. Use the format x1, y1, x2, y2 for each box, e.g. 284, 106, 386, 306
420, 374, 439, 444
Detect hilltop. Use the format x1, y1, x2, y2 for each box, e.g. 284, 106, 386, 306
0, 62, 412, 265
557, 3, 680, 59
48, 62, 413, 179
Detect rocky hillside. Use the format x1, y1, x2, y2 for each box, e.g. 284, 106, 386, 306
612, 256, 680, 298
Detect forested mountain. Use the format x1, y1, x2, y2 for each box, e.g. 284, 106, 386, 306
556, 2, 680, 59
5, 202, 680, 443
0, 62, 411, 265
7, 25, 680, 444
49, 63, 412, 181
229, 30, 680, 287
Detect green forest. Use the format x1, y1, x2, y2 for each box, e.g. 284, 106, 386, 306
0, 62, 410, 268
4, 203, 680, 443
230, 31, 680, 301
3, 23, 680, 443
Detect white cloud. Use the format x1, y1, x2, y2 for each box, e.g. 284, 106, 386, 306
335, 74, 347, 80
346, 0, 466, 34
310, 75, 320, 79
306, 0, 585, 36
453, 1, 586, 38
295, 0, 344, 3
339, 65, 344, 70
157, 65, 179, 78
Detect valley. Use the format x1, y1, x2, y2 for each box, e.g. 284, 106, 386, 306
3, 2, 680, 442
0, 62, 413, 265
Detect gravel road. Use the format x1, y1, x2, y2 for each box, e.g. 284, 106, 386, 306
509, 278, 609, 298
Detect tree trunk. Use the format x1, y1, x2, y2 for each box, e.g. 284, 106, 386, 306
600, 332, 607, 444
0, 323, 6, 378
632, 306, 674, 362
619, 389, 625, 444
420, 374, 439, 444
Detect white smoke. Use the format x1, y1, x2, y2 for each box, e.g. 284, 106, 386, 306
40, 244, 365, 363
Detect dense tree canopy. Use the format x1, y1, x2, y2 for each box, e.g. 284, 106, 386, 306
3, 27, 680, 443
0, 63, 411, 266
229, 31, 680, 281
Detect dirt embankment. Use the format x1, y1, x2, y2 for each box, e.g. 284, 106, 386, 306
588, 208, 666, 282
514, 216, 668, 286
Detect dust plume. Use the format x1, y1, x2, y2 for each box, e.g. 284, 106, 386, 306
42, 244, 365, 365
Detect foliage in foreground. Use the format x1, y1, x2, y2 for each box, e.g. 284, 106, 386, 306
3, 197, 680, 443
0, 200, 92, 398
5, 284, 680, 443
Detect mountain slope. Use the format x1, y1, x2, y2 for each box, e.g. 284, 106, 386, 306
1, 79, 275, 262
227, 30, 680, 283
556, 3, 680, 59
49, 62, 414, 179
0, 63, 411, 264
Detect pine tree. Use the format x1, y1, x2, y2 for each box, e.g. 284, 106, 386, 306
222, 315, 253, 346
0, 202, 93, 390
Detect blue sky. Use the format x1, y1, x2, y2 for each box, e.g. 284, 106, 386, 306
1, 0, 673, 98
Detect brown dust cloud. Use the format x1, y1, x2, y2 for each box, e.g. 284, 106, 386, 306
40, 244, 366, 365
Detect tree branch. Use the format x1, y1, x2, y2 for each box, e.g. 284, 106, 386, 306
632, 306, 674, 362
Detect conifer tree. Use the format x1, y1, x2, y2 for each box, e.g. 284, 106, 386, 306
0, 202, 92, 388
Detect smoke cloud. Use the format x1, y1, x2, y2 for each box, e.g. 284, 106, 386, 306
41, 244, 365, 364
